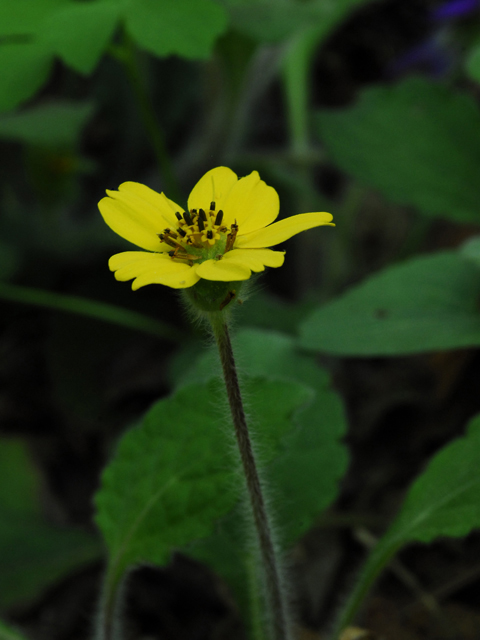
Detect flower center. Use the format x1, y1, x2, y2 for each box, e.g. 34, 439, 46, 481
158, 201, 238, 264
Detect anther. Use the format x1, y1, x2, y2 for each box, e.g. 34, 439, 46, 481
199, 209, 207, 222
207, 230, 213, 240
198, 217, 205, 232
214, 210, 224, 226
210, 201, 215, 211
183, 211, 193, 226
177, 228, 187, 237
175, 212, 182, 221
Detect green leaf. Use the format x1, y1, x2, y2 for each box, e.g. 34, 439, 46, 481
223, 0, 370, 43
94, 376, 310, 587
0, 0, 67, 36
124, 0, 227, 60
460, 234, 480, 268
332, 412, 480, 637
0, 102, 94, 147
38, 1, 119, 75
0, 43, 53, 113
0, 439, 100, 607
0, 619, 30, 640
300, 251, 480, 356
316, 78, 480, 223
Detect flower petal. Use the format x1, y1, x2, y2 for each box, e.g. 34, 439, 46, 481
221, 171, 279, 234
188, 167, 238, 212
235, 212, 334, 249
99, 182, 181, 251
223, 248, 285, 272
108, 251, 199, 289
196, 258, 251, 282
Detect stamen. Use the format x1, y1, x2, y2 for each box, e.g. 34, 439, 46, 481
175, 212, 182, 221
198, 217, 205, 232
214, 210, 224, 226
177, 228, 187, 237
183, 211, 193, 226
210, 201, 215, 211
207, 230, 213, 239
199, 209, 207, 222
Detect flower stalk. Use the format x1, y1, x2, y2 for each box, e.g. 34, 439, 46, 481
208, 311, 292, 640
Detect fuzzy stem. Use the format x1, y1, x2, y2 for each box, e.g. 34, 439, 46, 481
209, 312, 292, 640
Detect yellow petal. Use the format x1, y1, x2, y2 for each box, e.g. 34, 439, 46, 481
108, 251, 198, 289
223, 248, 285, 272
188, 167, 238, 212
221, 171, 279, 234
235, 212, 334, 249
99, 182, 181, 251
196, 258, 251, 282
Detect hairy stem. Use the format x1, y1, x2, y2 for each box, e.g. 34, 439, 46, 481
209, 313, 292, 640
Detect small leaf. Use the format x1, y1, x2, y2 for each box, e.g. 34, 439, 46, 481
124, 0, 227, 60
0, 43, 53, 113
38, 1, 119, 75
0, 102, 94, 148
94, 376, 310, 586
300, 251, 480, 356
333, 412, 480, 637
316, 78, 480, 223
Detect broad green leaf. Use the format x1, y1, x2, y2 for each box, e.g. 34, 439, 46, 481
332, 412, 480, 638
0, 102, 94, 147
0, 0, 67, 36
124, 0, 227, 60
460, 235, 480, 268
0, 439, 100, 607
223, 0, 371, 43
38, 1, 119, 75
316, 78, 480, 223
300, 251, 480, 356
0, 619, 30, 640
94, 377, 310, 588
0, 43, 53, 113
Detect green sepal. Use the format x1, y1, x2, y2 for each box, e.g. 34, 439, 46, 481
182, 277, 244, 313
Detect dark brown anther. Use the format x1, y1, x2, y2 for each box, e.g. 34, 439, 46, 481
158, 233, 165, 240
198, 217, 205, 232
162, 236, 178, 249
168, 250, 175, 257
191, 208, 197, 214
177, 228, 187, 237
207, 230, 213, 239
175, 212, 182, 221
183, 211, 193, 226
199, 209, 207, 222
214, 210, 223, 226
210, 201, 215, 211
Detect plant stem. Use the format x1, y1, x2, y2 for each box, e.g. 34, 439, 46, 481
112, 35, 182, 203
209, 313, 292, 640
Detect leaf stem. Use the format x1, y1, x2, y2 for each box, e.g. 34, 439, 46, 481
209, 312, 292, 640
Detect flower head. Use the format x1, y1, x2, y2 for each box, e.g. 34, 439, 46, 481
99, 167, 333, 294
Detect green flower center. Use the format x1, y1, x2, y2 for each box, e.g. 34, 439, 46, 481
158, 201, 238, 265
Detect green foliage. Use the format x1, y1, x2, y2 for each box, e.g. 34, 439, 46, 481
0, 102, 94, 147
466, 40, 480, 83
39, 1, 119, 75
223, 0, 371, 43
316, 78, 480, 223
124, 0, 227, 59
333, 412, 480, 637
0, 43, 53, 113
94, 376, 311, 587
0, 619, 30, 640
0, 439, 100, 607
300, 251, 480, 356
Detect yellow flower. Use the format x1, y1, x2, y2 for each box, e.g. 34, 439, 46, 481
99, 166, 334, 290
